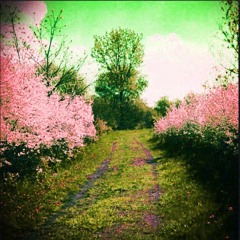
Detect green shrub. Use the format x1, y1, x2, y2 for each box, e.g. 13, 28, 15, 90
92, 96, 156, 130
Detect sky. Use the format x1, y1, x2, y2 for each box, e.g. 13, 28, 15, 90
5, 1, 226, 106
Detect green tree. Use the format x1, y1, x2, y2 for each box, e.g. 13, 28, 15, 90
32, 9, 88, 95
91, 28, 148, 129
51, 66, 89, 97
154, 96, 172, 117
92, 96, 155, 130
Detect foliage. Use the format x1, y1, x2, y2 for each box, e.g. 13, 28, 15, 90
172, 98, 182, 108
154, 83, 238, 179
0, 2, 97, 192
0, 140, 70, 181
153, 84, 238, 238
155, 84, 238, 132
34, 8, 89, 96
127, 99, 156, 129
91, 28, 148, 129
154, 96, 172, 117
51, 67, 88, 97
95, 71, 147, 101
0, 2, 96, 150
0, 4, 97, 235
92, 96, 156, 130
92, 97, 120, 129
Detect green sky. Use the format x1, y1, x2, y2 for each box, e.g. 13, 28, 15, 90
0, 1, 231, 106
42, 1, 226, 105
44, 1, 223, 51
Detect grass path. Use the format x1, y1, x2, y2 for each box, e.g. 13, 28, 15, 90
22, 129, 232, 239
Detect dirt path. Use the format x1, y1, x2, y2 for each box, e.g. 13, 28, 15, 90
26, 133, 162, 240
3, 129, 231, 240
133, 139, 161, 229
26, 142, 117, 240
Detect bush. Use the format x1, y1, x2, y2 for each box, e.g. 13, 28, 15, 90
92, 96, 156, 130
0, 139, 77, 182
153, 83, 238, 210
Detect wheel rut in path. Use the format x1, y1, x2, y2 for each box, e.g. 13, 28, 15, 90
133, 138, 161, 228
25, 142, 117, 240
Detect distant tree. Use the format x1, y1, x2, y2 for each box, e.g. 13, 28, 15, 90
92, 96, 121, 130
154, 96, 172, 117
91, 28, 148, 129
92, 96, 155, 130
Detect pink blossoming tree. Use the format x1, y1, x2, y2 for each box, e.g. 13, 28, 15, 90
0, 3, 96, 169
1, 54, 96, 149
154, 84, 238, 134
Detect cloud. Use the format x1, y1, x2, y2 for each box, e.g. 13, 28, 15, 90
74, 33, 219, 104
141, 33, 218, 106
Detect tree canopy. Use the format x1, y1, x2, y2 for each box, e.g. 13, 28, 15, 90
154, 96, 172, 118
91, 28, 148, 129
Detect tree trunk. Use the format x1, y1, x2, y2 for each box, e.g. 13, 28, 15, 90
119, 91, 125, 130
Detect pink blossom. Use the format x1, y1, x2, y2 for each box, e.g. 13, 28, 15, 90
1, 52, 96, 149
0, 6, 96, 150
154, 84, 238, 134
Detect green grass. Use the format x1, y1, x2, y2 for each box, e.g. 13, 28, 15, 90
0, 129, 236, 239
37, 130, 159, 239
0, 133, 116, 239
